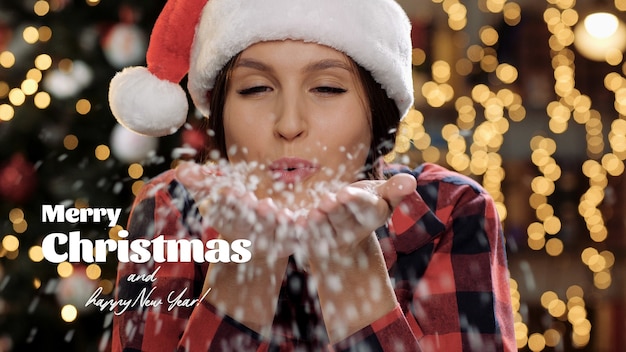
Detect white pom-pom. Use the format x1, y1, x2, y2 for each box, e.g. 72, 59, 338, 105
109, 66, 188, 136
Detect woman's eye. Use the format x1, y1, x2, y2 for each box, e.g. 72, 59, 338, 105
313, 86, 347, 94
237, 86, 272, 95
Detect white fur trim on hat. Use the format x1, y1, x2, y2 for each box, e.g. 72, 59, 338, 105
188, 0, 414, 120
109, 66, 188, 136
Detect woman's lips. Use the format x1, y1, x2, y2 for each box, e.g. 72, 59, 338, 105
269, 157, 318, 184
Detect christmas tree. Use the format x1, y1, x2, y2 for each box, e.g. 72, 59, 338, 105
0, 1, 207, 350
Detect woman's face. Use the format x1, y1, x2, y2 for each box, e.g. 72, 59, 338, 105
223, 40, 371, 207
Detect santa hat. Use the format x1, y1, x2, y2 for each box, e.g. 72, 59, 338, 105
109, 0, 414, 137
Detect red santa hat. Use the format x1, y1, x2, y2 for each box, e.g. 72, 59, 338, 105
109, 0, 414, 136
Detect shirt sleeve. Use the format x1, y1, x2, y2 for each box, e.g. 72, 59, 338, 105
179, 301, 422, 352
386, 163, 516, 351
177, 299, 268, 352
112, 163, 516, 351
331, 305, 422, 352
112, 171, 269, 352
111, 171, 211, 352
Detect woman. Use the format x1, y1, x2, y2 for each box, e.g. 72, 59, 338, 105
108, 0, 515, 351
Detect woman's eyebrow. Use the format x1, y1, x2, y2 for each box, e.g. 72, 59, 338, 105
234, 58, 271, 71
234, 57, 353, 73
304, 59, 353, 73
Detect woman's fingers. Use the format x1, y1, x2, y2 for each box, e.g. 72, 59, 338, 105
178, 161, 418, 259
208, 190, 300, 259
175, 161, 298, 258
375, 173, 417, 209
305, 174, 417, 253
175, 161, 217, 198
339, 186, 389, 230
305, 188, 382, 254
220, 187, 258, 233
256, 198, 299, 258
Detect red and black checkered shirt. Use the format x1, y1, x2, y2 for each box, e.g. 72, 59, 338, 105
111, 163, 515, 351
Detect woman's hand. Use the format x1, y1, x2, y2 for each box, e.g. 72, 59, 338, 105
177, 161, 418, 340
301, 173, 417, 343
202, 189, 301, 259
176, 161, 298, 259
176, 161, 291, 336
178, 161, 416, 257
303, 172, 417, 256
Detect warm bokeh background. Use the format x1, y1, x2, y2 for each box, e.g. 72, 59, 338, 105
0, 0, 624, 351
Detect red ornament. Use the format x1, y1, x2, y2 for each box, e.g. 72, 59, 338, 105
0, 23, 12, 51
182, 128, 209, 154
0, 154, 37, 204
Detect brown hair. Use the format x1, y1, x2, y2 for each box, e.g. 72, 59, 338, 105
203, 53, 400, 179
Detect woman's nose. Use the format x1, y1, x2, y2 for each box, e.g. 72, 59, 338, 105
274, 94, 306, 141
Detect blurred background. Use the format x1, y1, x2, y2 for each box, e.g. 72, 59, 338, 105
0, 0, 624, 351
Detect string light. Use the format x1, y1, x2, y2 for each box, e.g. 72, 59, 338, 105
0, 51, 16, 68
389, 1, 625, 349
94, 145, 111, 161
60, 305, 78, 323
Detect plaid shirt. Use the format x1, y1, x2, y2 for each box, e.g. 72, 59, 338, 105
112, 163, 515, 351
